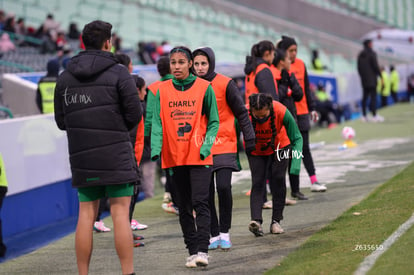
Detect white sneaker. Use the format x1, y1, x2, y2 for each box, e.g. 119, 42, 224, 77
195, 252, 209, 267
270, 221, 284, 234
310, 182, 327, 192
262, 200, 272, 209
185, 254, 198, 268
361, 116, 368, 122
285, 198, 297, 205
372, 115, 384, 122
93, 220, 111, 232
131, 219, 148, 230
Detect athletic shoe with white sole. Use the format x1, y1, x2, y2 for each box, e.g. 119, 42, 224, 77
220, 239, 232, 250
196, 252, 209, 267
270, 221, 284, 234
93, 220, 111, 232
310, 182, 327, 192
208, 236, 220, 250
262, 200, 272, 209
285, 198, 297, 205
185, 254, 198, 268
248, 220, 264, 237
131, 219, 148, 230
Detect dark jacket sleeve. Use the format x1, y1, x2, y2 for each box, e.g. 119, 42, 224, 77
289, 73, 304, 102
304, 66, 315, 112
255, 68, 279, 101
371, 52, 381, 79
118, 70, 143, 130
36, 87, 43, 113
54, 78, 65, 130
225, 80, 255, 148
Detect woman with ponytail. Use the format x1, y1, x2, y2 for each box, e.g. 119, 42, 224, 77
151, 46, 219, 268
244, 40, 278, 103
246, 93, 302, 236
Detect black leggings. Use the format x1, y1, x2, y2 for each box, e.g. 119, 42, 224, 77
209, 168, 233, 237
172, 165, 212, 255
289, 130, 315, 192
248, 149, 289, 224
362, 86, 377, 117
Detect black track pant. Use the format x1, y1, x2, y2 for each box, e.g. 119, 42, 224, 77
172, 165, 212, 255
209, 168, 233, 237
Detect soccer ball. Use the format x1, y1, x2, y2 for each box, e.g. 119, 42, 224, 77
342, 126, 355, 140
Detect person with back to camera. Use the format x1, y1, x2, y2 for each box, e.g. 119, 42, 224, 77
277, 35, 327, 197
244, 40, 279, 103
0, 152, 8, 258
54, 20, 142, 275
357, 39, 383, 122
36, 59, 59, 114
247, 93, 302, 236
389, 65, 399, 104
151, 46, 219, 268
192, 46, 256, 250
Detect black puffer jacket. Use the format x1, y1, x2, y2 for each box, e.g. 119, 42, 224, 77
54, 50, 142, 188
244, 56, 279, 101
357, 45, 381, 89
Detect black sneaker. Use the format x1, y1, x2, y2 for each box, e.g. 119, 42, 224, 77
291, 191, 308, 200
248, 221, 264, 237
133, 233, 144, 240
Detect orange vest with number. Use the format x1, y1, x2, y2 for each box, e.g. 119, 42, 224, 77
134, 116, 144, 166
148, 80, 163, 96
248, 101, 290, 156
159, 78, 213, 168
245, 63, 268, 103
210, 73, 238, 155
289, 58, 308, 115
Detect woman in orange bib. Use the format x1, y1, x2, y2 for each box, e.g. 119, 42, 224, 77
192, 47, 256, 251
246, 93, 302, 237
151, 46, 219, 268
244, 40, 278, 103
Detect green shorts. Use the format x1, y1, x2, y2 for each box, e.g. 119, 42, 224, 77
77, 183, 134, 202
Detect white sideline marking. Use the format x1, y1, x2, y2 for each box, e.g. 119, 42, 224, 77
354, 212, 414, 275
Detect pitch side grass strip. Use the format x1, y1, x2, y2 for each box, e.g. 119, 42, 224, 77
265, 161, 414, 275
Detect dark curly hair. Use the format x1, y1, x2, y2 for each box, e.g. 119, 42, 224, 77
248, 93, 277, 151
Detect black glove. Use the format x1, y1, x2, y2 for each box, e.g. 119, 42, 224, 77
280, 69, 290, 85
245, 139, 256, 155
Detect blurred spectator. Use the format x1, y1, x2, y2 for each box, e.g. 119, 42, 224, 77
389, 65, 399, 103
0, 33, 15, 53
311, 49, 328, 72
3, 15, 16, 33
57, 44, 72, 70
157, 40, 172, 57
67, 22, 80, 40
357, 39, 383, 122
314, 82, 337, 129
36, 59, 59, 114
56, 31, 67, 51
377, 66, 390, 107
407, 73, 414, 104
0, 10, 6, 30
137, 41, 155, 64
111, 32, 122, 53
15, 18, 26, 36
42, 13, 60, 37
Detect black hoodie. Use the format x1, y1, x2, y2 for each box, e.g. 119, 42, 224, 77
357, 44, 381, 89
244, 56, 279, 101
54, 50, 142, 188
193, 47, 256, 160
